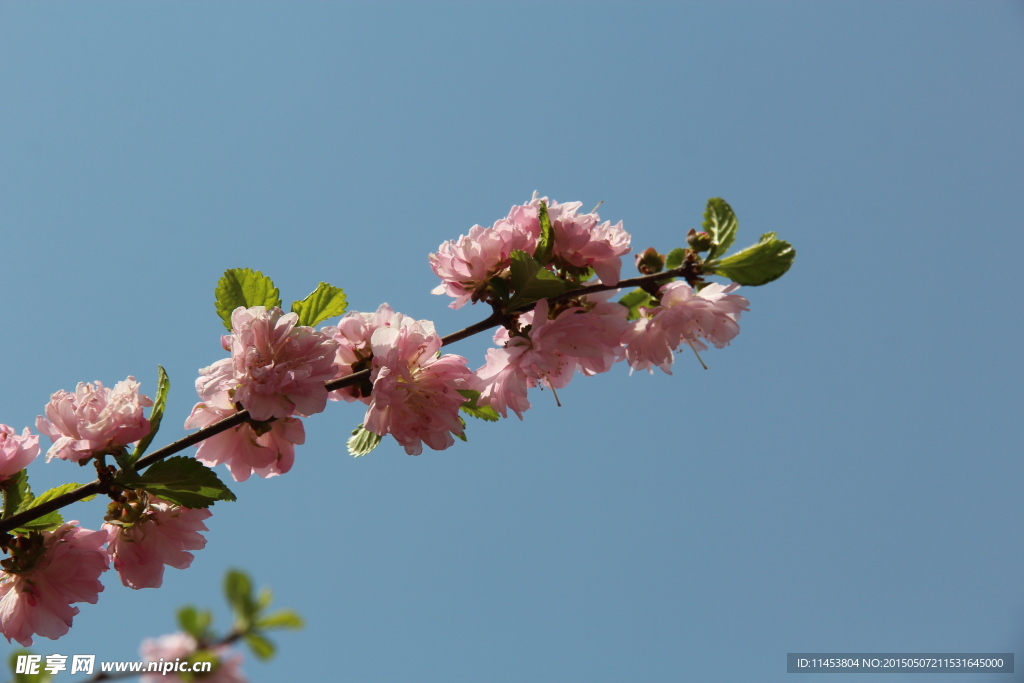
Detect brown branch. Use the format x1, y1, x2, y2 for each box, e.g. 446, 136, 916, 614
0, 262, 699, 536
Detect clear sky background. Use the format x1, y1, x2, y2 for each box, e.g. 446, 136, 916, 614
2, 2, 1023, 682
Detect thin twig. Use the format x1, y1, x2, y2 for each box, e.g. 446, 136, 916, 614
0, 262, 700, 535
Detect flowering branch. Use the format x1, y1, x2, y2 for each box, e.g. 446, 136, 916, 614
0, 193, 795, 649
0, 261, 702, 537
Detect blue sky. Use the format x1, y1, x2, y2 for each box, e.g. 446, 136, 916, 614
1, 2, 1023, 681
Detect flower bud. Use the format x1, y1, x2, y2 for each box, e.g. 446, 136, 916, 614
635, 247, 665, 275
687, 229, 713, 252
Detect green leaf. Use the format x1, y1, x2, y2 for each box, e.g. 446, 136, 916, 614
9, 650, 55, 683
707, 231, 796, 286
457, 389, 500, 422
455, 415, 468, 442
256, 609, 304, 631
134, 457, 237, 508
257, 586, 274, 611
11, 482, 96, 533
244, 633, 276, 661
617, 288, 654, 321
347, 425, 382, 457
487, 274, 510, 303
129, 365, 170, 465
506, 250, 581, 312
290, 282, 348, 327
1, 470, 31, 520
665, 247, 686, 270
215, 268, 282, 331
225, 569, 257, 624
177, 606, 214, 641
19, 483, 93, 509
533, 201, 555, 264
703, 198, 739, 261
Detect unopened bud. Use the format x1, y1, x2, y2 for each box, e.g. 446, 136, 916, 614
687, 229, 713, 252
635, 247, 665, 275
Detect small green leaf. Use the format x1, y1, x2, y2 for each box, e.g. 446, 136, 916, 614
19, 483, 94, 510
9, 650, 55, 683
506, 250, 581, 312
215, 268, 282, 331
533, 201, 555, 264
257, 586, 273, 611
11, 482, 95, 533
488, 275, 510, 303
455, 415, 468, 442
290, 282, 348, 327
707, 231, 795, 286
457, 389, 500, 422
225, 569, 257, 624
177, 606, 214, 641
617, 288, 654, 321
186, 650, 218, 678
347, 425, 382, 457
135, 457, 237, 508
129, 366, 170, 465
256, 609, 304, 631
703, 198, 739, 261
1, 470, 32, 520
244, 633, 276, 661
665, 247, 686, 270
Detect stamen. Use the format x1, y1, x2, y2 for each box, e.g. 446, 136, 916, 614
687, 340, 708, 370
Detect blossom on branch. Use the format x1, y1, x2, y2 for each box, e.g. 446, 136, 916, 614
0, 425, 40, 480
0, 523, 109, 646
225, 306, 339, 420
185, 395, 304, 482
514, 194, 631, 285
35, 377, 153, 463
477, 297, 628, 419
140, 632, 247, 683
430, 215, 539, 308
104, 494, 212, 589
625, 281, 750, 374
363, 310, 480, 455
429, 194, 632, 308
322, 303, 402, 403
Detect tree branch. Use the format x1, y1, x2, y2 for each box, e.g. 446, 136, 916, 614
0, 262, 700, 536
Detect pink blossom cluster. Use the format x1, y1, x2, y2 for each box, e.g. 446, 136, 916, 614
36, 377, 153, 463
476, 282, 749, 417
430, 194, 631, 309
477, 295, 629, 419
186, 306, 338, 482
0, 494, 213, 645
105, 494, 212, 589
140, 632, 246, 683
624, 282, 750, 374
326, 304, 479, 455
0, 523, 109, 647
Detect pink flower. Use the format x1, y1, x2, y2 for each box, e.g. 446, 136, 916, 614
430, 217, 539, 308
184, 395, 304, 482
658, 281, 749, 349
0, 425, 40, 480
321, 304, 403, 403
477, 297, 627, 418
0, 523, 109, 646
36, 378, 153, 463
140, 632, 246, 683
625, 281, 749, 374
511, 194, 632, 285
104, 495, 212, 589
363, 312, 480, 455
225, 306, 339, 421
